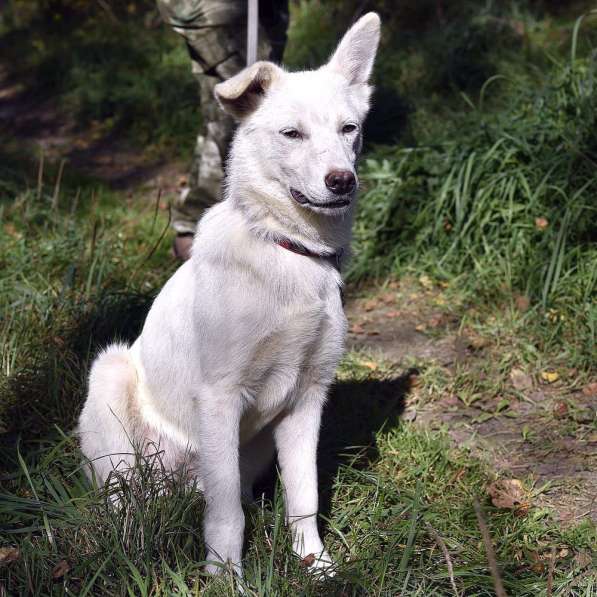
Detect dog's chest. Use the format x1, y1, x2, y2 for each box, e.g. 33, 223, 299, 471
238, 295, 344, 440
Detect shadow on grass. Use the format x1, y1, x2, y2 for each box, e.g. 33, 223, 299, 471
0, 290, 154, 472
319, 373, 411, 518
251, 371, 413, 523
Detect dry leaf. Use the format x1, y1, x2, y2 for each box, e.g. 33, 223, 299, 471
418, 274, 434, 290
415, 324, 427, 332
581, 382, 597, 397
553, 401, 569, 419
386, 310, 401, 318
407, 373, 421, 389
379, 292, 396, 305
528, 551, 545, 574
366, 330, 380, 336
535, 217, 549, 230
4, 223, 21, 239
0, 547, 20, 565
350, 323, 365, 334
469, 335, 489, 350
514, 295, 530, 312
362, 299, 378, 312
487, 479, 529, 513
574, 551, 592, 569
429, 314, 444, 328
300, 553, 316, 567
541, 371, 559, 383
510, 368, 533, 391
52, 559, 70, 580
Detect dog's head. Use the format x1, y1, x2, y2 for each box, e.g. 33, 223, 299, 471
215, 13, 381, 218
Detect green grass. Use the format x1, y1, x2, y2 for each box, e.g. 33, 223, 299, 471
349, 15, 597, 371
0, 177, 594, 594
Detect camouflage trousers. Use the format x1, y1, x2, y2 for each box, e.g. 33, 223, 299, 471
157, 0, 288, 233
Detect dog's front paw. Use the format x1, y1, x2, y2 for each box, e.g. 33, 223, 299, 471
204, 556, 243, 577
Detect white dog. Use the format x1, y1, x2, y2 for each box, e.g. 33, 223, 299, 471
78, 12, 380, 576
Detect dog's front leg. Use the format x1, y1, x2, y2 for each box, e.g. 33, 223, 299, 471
197, 391, 244, 576
274, 391, 333, 572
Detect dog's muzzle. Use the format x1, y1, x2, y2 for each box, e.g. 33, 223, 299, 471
290, 188, 351, 210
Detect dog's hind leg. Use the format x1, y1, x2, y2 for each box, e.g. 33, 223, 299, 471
78, 343, 140, 485
240, 425, 275, 503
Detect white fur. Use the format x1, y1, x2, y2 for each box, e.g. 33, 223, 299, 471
78, 13, 380, 576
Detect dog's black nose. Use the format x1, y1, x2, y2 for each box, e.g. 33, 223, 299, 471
325, 170, 356, 195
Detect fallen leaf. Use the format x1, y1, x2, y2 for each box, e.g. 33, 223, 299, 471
581, 382, 597, 397
469, 335, 489, 350
362, 299, 378, 312
0, 547, 20, 565
574, 551, 592, 569
350, 323, 365, 334
529, 559, 545, 574
415, 324, 427, 332
386, 310, 401, 318
510, 368, 533, 391
535, 217, 549, 230
4, 223, 21, 239
379, 292, 396, 305
52, 559, 70, 580
407, 373, 421, 389
541, 371, 559, 384
418, 274, 434, 290
486, 479, 529, 513
514, 295, 530, 312
300, 553, 316, 567
553, 401, 569, 419
429, 314, 444, 328
366, 330, 380, 336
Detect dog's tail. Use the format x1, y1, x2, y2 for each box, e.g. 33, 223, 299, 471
77, 343, 139, 485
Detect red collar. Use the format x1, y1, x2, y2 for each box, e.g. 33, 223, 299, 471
276, 238, 343, 271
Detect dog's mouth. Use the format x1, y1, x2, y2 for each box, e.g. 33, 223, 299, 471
290, 188, 351, 210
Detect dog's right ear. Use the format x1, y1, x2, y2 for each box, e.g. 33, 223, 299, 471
215, 61, 282, 119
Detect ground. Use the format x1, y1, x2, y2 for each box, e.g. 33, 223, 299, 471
346, 280, 596, 525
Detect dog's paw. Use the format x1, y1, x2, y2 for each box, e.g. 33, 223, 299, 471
204, 560, 247, 595
204, 557, 243, 578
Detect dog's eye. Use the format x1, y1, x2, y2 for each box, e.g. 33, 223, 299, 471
342, 123, 358, 134
281, 128, 301, 139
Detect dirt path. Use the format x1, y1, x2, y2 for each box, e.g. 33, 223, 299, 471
0, 65, 185, 197
345, 280, 596, 524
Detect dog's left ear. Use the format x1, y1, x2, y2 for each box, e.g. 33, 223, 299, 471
215, 61, 282, 119
326, 12, 381, 86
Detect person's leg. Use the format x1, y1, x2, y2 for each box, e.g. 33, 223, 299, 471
158, 0, 288, 259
